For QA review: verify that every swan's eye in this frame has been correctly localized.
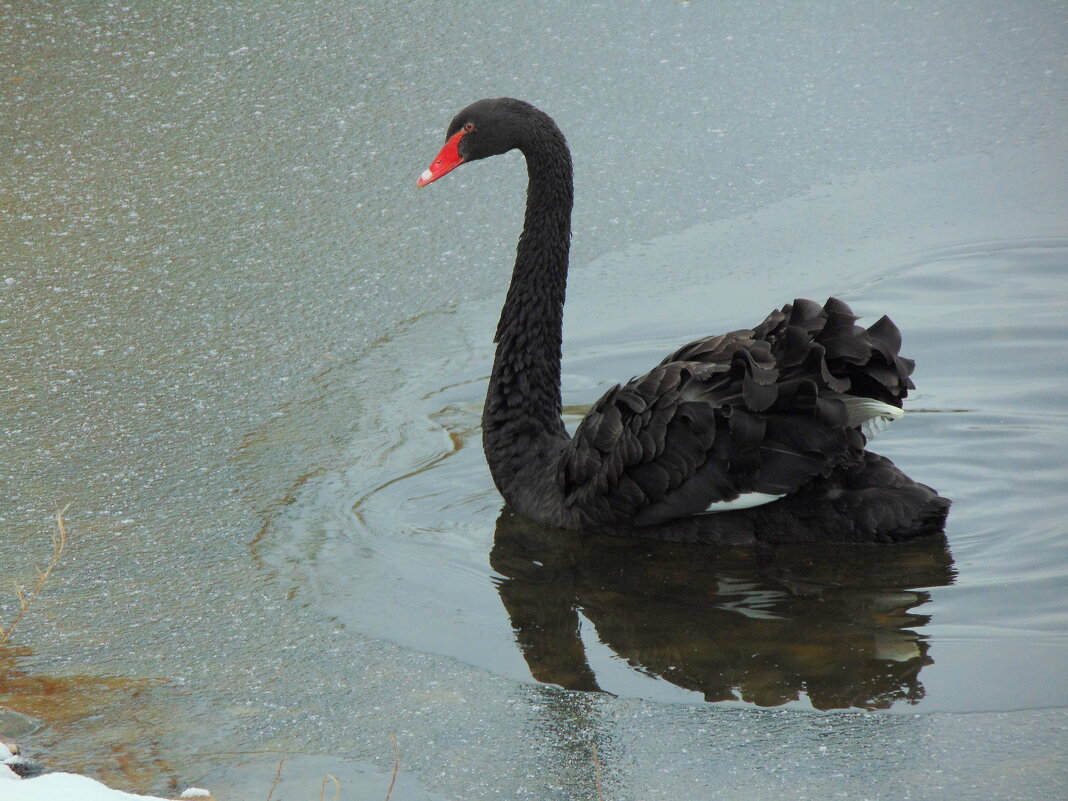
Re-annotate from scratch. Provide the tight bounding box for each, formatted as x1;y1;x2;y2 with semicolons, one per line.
463;122;475;133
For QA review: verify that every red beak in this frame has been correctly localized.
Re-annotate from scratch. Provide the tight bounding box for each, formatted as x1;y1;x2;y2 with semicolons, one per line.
417;129;466;188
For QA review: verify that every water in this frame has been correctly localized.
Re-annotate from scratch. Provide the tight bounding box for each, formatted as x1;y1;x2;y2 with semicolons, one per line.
274;225;1068;714
2;2;1067;799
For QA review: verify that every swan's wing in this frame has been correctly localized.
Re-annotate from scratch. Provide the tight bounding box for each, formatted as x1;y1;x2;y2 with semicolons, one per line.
665;297;914;404
557;297;914;529
558;356;858;528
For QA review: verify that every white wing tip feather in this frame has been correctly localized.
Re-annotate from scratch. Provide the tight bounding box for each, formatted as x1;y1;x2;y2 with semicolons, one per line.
842;396;905;443
701;492;786;513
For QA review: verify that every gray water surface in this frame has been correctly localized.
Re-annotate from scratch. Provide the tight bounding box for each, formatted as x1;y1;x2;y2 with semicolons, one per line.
3;2;1067;799
276;233;1068;715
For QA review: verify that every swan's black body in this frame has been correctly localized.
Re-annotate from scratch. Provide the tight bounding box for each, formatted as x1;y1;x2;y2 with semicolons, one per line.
420;98;948;543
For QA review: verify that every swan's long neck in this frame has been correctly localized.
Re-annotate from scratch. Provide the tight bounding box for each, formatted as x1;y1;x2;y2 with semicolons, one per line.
483;121;574;496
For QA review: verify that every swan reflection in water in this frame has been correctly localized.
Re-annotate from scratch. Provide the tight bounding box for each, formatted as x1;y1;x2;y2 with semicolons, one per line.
490;492;955;710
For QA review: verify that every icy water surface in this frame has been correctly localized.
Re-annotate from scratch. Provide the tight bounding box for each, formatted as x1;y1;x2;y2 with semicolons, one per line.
3;1;1067;799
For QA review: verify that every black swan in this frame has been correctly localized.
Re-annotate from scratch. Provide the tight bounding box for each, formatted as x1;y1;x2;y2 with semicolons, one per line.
418;98;948;544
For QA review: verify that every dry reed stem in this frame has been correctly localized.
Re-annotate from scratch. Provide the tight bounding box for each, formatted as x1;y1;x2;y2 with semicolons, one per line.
384;734;400;801
265;755;286;801
0;504;69;648
260;736;400;801
319;773;341;801
592;742;605;801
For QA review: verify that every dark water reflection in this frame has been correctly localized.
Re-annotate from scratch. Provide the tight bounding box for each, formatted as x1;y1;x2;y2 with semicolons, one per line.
491;510;954;710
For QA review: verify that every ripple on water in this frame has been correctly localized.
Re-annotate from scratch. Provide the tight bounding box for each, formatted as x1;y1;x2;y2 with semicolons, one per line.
266;239;1068;713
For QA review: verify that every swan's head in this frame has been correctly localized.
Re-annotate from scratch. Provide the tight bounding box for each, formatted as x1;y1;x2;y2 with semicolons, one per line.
417;98;544;188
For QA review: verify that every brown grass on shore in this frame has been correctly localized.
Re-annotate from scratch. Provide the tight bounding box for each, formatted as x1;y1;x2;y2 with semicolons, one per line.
0;504;69;648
